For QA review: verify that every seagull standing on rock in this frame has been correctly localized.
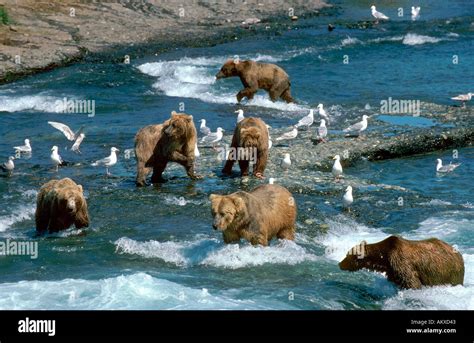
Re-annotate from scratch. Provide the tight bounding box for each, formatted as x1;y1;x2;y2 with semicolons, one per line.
276;127;298;142
317;119;328;142
436;159;461;174
295;109;314;129
343;115;369;137
332;155;343;180
201;127;224;149
281;153;291;170
235;109;245;123
14;139;32;154
451;93;472;108
371;5;389;23
199;119;211;136
92;147;119;176
411;6;421;20
343;186;354;212
0;156;15;175
317;104;330;124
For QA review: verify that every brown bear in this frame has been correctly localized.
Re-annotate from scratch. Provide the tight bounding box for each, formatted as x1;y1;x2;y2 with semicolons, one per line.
339;236;464;289
209;184;297;246
35;178;89;233
215;59;294;103
222;117;269;179
134;111;200;187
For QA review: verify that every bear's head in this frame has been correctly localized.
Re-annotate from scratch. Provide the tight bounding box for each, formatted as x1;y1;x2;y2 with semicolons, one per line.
209;193;246;231
164;111;195;140
339;240;370;271
239;127;262;148
60;185;89;229
215;59;241;79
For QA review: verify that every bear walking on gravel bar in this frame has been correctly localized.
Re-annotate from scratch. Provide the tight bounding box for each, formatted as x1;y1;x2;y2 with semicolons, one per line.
209;184;297;246
134;111;201;187
222;117;269;179
215;59;294;103
35;178;89;234
339;236;464;289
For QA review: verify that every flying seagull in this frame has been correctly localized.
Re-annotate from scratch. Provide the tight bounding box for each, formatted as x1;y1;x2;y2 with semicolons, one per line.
48;121;84;141
235;109;245;123
295;109;314;129
71;133;86;154
13;139;32;154
436;159;461;174
451;93;472;108
199;119;211;136
92;147;119;175
343;115;369;136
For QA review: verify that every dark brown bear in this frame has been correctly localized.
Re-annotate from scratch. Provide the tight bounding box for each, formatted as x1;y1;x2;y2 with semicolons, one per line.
209;184;297;246
339;236;464;289
134;111;200;187
222;117;269;179
35;178;89;233
215;59;294;103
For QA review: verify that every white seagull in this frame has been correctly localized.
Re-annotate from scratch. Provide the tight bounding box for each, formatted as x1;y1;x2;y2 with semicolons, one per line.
343;186;354;211
0;156;15;175
451;93;472;107
318;119;328;142
194;143;200;158
235;109;245;123
50;146;64;172
317;104;330;124
71;133;86;154
344;115;369;136
201;127;224;148
199;119;211;136
411;6;420;20
13;139;32;154
276;127;298;141
371;5;389;22
48;121;84;141
281;153;291;170
332;155;343;179
266;124;273;149
436;159;461;174
92;147;119;175
295;109;314;129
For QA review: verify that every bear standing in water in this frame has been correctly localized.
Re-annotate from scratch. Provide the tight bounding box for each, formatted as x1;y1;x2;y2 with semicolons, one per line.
222;117;269;179
209;184;297;246
215;59;294;103
134;111;200;187
339;236;464;289
35;178;89;234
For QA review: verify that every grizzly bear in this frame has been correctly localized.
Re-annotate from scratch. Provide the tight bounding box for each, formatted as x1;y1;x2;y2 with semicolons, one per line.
222;117;269;179
339;236;464;289
134;111;200;187
35;178;89;233
215;59;294;103
209;184;297;246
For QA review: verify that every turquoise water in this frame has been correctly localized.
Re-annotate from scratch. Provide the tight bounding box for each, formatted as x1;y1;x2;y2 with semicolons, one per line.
0;1;473;309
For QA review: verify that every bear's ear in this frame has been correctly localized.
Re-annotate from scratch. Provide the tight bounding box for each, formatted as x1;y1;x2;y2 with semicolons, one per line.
209;194;220;202
232;196;245;211
171;111;178;117
186;115;193;122
77;185;83;193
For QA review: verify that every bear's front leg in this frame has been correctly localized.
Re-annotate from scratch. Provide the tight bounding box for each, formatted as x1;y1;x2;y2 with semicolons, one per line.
222;158;235;176
238;160;250;177
171;151;202;179
253;150;268;179
223;230;240;244
237;88;257;102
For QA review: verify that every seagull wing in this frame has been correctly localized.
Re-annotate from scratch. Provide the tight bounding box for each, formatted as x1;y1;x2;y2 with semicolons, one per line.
343;121;363;132
200;126;211;135
48;121;76;141
318;126;327;137
201;132;218;143
72;134;85;151
451;94;469;101
296;115;312;128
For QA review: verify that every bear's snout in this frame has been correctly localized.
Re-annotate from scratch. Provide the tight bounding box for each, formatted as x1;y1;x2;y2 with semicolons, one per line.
212;223;218;230
215;71;224;79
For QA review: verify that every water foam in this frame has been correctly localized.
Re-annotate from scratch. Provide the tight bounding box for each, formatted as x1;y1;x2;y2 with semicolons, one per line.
402;33;443;45
0;205;35;232
0;95;67;113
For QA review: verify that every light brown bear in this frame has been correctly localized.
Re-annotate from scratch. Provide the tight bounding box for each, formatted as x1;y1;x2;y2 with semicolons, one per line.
35;178;89;234
222;117;269;179
209;184;297;246
339;236;464;289
215;59;294;103
134;111;200;187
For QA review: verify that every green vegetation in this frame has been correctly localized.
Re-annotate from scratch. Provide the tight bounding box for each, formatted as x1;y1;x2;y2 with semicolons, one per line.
0;6;9;25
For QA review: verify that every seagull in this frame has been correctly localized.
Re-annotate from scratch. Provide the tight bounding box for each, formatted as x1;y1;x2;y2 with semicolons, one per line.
295;109;314;129
268;177;276;184
343;186;353;212
92;147;119;175
50;146;64;172
411;6;420;20
371;5;389;23
317;119;328;142
276;127;298;142
266;124;273;149
199;119;211;136
194;143;200;157
0;156;14;175
13;139;32;154
436;159;461;174
451;93;472;108
281;153;291;170
317;104;330;124
48;121;84;141
71;133;85;154
235;109;245;123
343;115;369;136
332;155;343;179
201;127;224;149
